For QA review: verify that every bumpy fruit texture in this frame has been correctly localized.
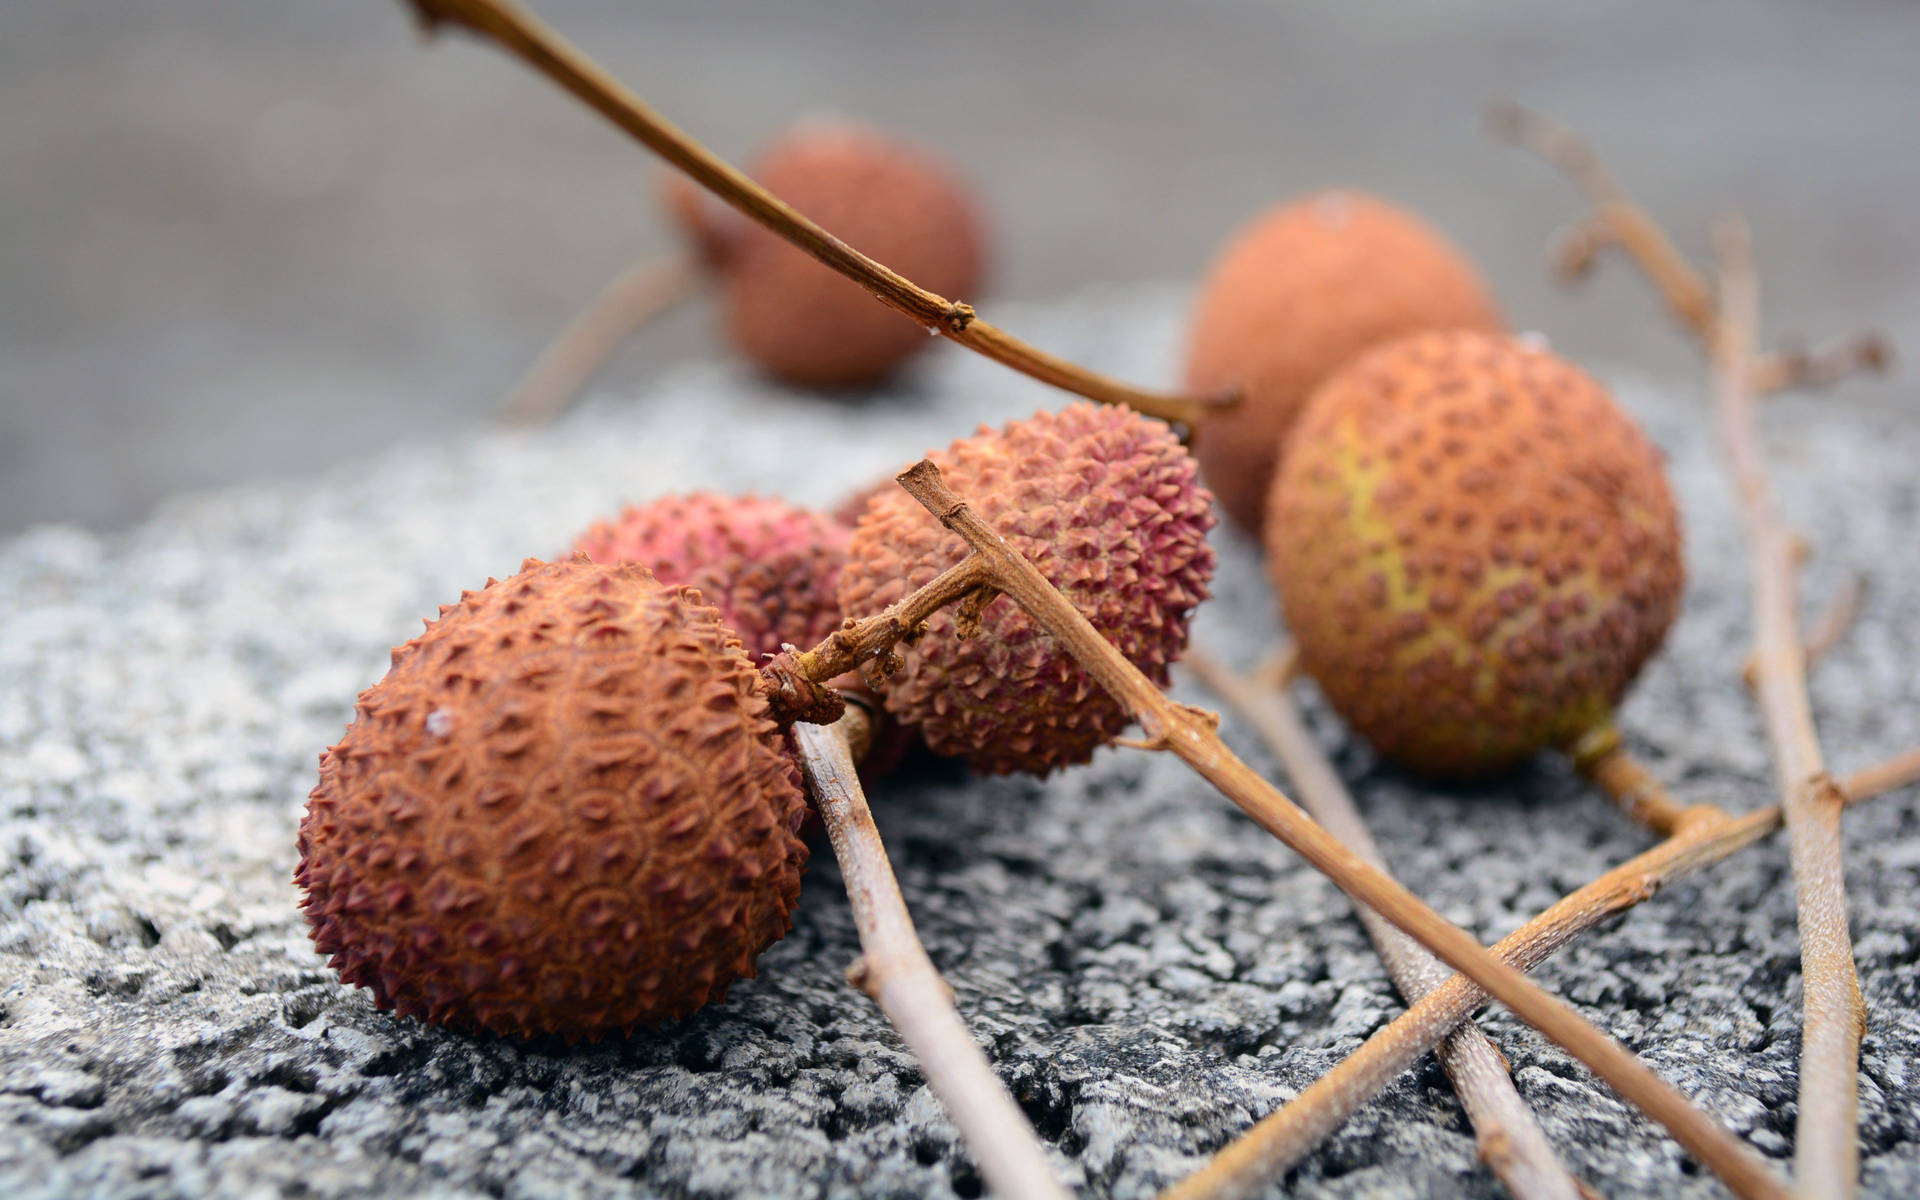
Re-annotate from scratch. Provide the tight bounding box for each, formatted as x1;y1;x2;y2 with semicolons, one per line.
1266;330;1683;779
1184;190;1503;533
296;558;810;1040
676;120;987;388
573;492;850;662
839;403;1217;775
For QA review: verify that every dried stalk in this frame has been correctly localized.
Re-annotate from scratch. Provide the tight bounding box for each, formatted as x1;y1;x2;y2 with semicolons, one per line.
803;462;1788;1200
792;709;1069;1200
1713;216;1865;1196
499;252;703;426
403;0;1225;427
1184;646;1588;1200
1742;573;1866;690
1487;100;1888;395
1164;755;1909;1200
1568;724;1700;839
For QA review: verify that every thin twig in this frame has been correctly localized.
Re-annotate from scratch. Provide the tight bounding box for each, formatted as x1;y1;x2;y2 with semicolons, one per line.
1184;646;1589;1200
498;252;703;426
1713;216;1865;1196
1839;745;1920;802
1162;762;1908;1200
856;461;1789;1200
1742;573;1867;690
792;710;1069;1200
403;0;1226;427
1488;100;1888;396
1567;724;1700;839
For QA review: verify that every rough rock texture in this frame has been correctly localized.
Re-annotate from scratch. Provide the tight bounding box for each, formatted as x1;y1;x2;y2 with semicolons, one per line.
2;290;1917;1199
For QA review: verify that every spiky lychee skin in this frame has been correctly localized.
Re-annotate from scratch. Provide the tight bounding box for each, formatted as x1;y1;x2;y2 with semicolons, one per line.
1266;331;1683;779
702;120;987;388
839;403;1216;775
296;558;810;1041
1184;190;1503;534
572;493;850;662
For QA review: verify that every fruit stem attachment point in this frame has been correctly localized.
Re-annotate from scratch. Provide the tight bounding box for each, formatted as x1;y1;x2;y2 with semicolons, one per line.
1183;645;1587;1200
1566;723;1702;839
401;0;1226;426
792;711;1070;1200
884;460;1787;1200
498;251;704;427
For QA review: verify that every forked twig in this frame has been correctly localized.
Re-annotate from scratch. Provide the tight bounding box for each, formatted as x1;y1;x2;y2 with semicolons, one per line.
403;0;1227;426
1742;573;1867;690
1488;100;1889;395
1185;646;1588;1200
777;462;1789;1200
498;252;703;426
1162;763;1910;1200
1713;216;1865;1195
792;708;1069;1200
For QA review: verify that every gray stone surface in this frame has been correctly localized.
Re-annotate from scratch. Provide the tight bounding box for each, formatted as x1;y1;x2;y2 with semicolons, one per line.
2;291;1917;1199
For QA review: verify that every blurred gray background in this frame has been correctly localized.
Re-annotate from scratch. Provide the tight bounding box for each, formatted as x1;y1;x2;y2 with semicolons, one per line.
2;0;1914;535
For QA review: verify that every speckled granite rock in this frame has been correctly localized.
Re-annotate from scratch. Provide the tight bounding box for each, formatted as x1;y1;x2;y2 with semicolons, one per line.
2;289;1916;1199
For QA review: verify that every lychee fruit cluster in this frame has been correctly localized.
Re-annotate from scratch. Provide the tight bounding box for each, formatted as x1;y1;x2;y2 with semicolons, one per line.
1266;330;1684;779
296;557;810;1040
669;120;988;388
1184;190;1503;533
839;402;1217;775
573;492;850;661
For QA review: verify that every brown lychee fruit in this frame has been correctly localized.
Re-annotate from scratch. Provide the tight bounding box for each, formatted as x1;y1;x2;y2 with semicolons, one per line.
839;403;1217;775
571;491;916;782
296;557;809;1040
668;119;988;388
1265;330;1683;779
1184;190;1504;533
572;492;849;662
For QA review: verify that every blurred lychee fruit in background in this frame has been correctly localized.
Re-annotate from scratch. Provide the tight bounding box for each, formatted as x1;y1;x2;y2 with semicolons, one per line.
1184;190;1503;533
668;119;989;388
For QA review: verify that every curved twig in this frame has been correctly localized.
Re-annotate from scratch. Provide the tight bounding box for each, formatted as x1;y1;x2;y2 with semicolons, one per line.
498;252;703;427
404;0;1227;426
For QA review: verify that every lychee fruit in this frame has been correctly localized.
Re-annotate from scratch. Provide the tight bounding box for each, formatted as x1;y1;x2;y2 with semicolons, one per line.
668;119;988;389
571;491;915;781
1183;190;1503;533
572;492;849;662
296;557;810;1040
838;403;1217;775
1266;330;1683;779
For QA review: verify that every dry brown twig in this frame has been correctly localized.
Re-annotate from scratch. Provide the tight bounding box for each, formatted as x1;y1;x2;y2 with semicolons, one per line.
1494;102;1898;1196
498;252;704;427
1159;749;1916;1200
1710;215;1866;1196
403;0;1227;427
1741;572;1867;690
771;461;1791;1200
1184;645;1590;1200
791;706;1070;1200
1486;100;1890;396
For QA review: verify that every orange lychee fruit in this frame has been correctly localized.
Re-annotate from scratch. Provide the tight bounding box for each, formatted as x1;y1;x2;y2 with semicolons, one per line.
1184;190;1503;533
1266;330;1683;779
